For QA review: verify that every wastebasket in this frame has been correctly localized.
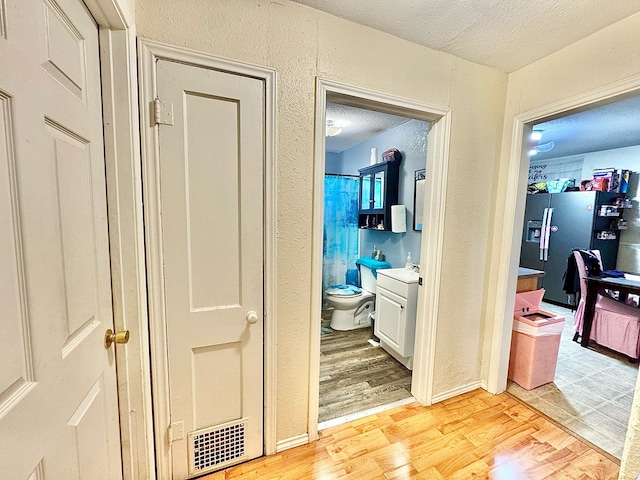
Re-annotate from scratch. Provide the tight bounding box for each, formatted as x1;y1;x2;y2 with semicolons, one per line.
508;289;565;390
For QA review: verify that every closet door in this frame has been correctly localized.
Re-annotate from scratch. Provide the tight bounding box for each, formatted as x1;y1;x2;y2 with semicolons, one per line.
153;58;265;478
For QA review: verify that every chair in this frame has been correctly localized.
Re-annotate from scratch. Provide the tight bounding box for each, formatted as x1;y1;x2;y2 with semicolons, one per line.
573;250;640;360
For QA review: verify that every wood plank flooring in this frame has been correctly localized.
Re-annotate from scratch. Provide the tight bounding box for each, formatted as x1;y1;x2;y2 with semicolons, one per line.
319;327;412;423
205;389;619;479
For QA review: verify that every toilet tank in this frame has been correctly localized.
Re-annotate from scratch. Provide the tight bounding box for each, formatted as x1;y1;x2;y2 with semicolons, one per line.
360;264;377;292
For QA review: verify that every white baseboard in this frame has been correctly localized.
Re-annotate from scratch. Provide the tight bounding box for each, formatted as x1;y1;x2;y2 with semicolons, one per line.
431;381;483;404
275;433;309;453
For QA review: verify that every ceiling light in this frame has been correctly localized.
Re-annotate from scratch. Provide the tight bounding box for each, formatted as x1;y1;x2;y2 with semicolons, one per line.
326;120;343;137
535;141;555;153
530;130;543;142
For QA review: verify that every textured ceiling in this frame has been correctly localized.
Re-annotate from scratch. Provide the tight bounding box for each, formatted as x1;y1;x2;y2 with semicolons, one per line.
532;94;640;160
326;103;411;153
315;2;640;159
292;0;640;73
327;93;640;160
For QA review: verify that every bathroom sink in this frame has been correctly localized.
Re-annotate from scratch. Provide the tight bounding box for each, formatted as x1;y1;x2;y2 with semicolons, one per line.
377;268;419;284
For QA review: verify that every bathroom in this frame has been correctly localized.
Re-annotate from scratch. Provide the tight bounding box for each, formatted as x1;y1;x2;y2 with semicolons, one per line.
320;101;430;425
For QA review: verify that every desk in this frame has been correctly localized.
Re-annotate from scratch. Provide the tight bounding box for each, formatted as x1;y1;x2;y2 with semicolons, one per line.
517;267;545;293
581;276;640;347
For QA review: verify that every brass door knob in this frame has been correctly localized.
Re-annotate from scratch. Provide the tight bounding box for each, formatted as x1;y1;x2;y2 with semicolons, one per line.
104;329;130;349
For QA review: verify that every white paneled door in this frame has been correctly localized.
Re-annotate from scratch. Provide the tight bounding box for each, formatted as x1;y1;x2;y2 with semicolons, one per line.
154;59;264;478
0;0;123;478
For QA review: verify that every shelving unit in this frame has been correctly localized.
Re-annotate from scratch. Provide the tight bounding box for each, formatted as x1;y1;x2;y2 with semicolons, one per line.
357;160;399;231
594;196;632;241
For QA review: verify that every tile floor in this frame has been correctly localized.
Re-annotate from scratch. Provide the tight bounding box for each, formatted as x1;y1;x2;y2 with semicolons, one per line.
507;301;638;459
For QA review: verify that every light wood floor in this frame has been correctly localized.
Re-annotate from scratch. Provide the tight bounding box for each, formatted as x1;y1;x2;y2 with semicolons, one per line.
205;389;619;479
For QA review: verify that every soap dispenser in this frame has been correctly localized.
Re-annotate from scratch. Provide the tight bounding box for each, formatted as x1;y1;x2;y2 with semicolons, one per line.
405;252;412;270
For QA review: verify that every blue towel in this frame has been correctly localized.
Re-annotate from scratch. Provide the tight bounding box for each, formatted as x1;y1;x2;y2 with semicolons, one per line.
602;269;625;278
356;257;392;278
345;268;359;286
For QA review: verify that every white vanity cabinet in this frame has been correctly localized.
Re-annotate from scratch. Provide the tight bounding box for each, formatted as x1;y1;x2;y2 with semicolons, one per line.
374;268;419;369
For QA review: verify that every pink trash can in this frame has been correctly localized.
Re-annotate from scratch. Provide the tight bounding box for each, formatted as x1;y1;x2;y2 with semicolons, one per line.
508;289;565;390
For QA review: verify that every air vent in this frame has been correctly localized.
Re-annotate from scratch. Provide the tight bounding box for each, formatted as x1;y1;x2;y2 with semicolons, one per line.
188;418;247;476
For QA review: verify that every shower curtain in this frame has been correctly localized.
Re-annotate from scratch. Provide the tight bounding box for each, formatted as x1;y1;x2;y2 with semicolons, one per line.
323;175;360;293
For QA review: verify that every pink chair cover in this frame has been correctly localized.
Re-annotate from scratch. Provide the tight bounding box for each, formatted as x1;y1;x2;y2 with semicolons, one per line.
573;250;640;359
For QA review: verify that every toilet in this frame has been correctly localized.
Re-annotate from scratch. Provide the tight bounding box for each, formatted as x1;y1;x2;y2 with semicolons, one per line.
326;261;386;331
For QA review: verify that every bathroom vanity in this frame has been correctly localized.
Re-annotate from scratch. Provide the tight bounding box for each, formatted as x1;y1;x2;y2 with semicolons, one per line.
374;268;419;369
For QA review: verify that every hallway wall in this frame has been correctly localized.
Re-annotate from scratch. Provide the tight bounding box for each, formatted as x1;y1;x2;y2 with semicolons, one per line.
135;0;507;443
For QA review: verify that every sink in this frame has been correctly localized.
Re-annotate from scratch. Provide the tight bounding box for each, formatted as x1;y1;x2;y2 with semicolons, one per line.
377;267;419;284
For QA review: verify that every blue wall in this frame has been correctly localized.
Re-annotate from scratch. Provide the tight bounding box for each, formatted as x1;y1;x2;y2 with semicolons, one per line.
325;152;343;175
339;119;429;268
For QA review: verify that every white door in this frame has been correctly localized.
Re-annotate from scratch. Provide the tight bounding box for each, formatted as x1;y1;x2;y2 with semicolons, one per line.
0;0;123;478
155;59;264;479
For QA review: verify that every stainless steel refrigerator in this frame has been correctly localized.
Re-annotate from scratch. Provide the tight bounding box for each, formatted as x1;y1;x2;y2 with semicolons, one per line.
520;191;621;306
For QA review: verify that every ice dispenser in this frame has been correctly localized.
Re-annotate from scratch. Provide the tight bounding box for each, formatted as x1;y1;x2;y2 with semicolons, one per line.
526;220;542;243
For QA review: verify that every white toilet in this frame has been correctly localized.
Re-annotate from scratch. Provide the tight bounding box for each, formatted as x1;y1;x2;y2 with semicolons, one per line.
326;263;379;331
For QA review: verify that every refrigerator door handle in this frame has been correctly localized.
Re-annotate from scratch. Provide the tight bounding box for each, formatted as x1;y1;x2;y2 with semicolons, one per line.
540;207;549;261
543;207;554;261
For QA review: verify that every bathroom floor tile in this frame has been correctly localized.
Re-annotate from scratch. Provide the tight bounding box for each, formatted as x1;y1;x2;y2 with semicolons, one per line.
319;327;412;423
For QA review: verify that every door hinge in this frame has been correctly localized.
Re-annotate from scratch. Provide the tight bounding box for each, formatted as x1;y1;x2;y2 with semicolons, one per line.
168;421;184;443
153;98;174;126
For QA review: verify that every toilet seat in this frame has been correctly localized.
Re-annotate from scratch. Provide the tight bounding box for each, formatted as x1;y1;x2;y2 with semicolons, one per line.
326;289;373;306
326;284;362;298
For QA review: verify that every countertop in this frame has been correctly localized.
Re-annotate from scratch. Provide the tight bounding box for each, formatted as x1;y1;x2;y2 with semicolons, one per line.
377;267;420;284
518;267;545;278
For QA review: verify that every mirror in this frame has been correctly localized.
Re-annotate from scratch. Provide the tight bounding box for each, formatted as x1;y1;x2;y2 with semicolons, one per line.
414;169;426;231
373;171;385;209
360;175;371;209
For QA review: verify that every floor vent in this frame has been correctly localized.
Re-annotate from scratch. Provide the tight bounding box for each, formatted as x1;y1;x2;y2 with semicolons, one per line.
188;418;247;476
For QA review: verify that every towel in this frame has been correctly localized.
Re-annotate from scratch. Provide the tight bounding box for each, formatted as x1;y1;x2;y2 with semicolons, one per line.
356;257;392;278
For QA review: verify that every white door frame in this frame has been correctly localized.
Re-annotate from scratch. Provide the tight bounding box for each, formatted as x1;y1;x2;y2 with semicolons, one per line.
308;78;452;440
81;1;157;479
486;74;640;394
137;38;278;479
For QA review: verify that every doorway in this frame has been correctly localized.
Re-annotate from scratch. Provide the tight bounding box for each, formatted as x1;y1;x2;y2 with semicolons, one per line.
502;92;640;459
318;102;429;426
308;78;453;440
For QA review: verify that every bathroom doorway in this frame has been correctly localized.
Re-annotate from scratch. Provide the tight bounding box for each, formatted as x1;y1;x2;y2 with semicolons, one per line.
309;79;453;438
318;102;426;426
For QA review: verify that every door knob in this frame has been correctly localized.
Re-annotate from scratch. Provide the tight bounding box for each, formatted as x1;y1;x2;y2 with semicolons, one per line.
246;311;259;324
104;329;130;349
